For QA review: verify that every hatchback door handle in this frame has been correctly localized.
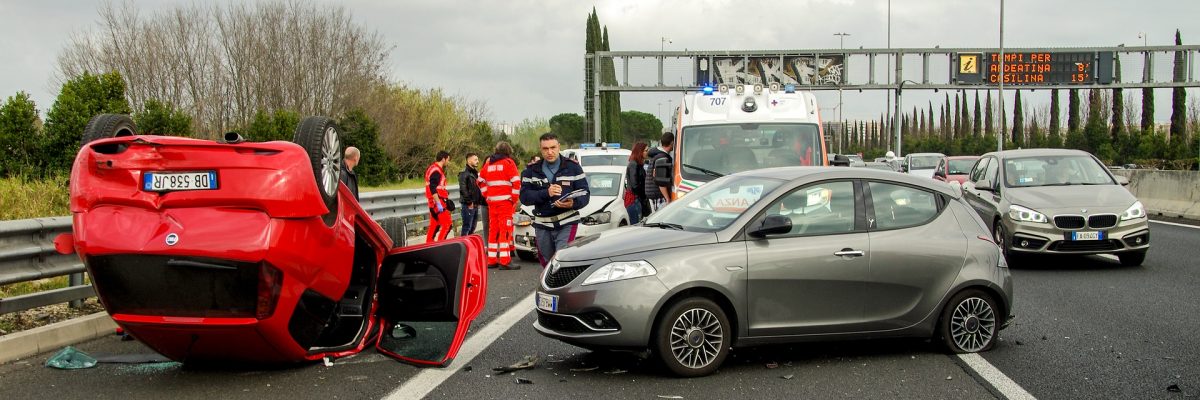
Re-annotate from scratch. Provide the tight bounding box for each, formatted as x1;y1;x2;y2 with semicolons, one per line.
834;249;865;258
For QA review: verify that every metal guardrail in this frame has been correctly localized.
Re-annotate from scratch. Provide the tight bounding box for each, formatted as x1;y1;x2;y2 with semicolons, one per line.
0;186;461;316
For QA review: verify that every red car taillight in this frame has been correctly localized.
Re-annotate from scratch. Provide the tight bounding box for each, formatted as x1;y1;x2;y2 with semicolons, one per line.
257;263;282;319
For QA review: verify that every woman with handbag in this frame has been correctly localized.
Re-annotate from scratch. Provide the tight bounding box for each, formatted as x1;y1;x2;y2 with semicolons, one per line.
624;141;649;225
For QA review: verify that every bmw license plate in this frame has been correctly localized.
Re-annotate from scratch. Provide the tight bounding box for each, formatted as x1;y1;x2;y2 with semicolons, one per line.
143;171;218;192
1070;231;1104;241
536;292;558;313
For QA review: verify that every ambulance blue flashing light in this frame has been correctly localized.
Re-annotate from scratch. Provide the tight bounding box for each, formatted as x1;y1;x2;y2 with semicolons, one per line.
784;84;796;93
702;86;715;95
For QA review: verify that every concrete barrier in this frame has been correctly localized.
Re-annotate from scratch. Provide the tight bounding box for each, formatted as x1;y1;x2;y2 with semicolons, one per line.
1112;169;1200;221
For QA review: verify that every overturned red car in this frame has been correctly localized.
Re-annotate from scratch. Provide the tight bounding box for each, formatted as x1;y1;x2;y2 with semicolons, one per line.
58;114;486;366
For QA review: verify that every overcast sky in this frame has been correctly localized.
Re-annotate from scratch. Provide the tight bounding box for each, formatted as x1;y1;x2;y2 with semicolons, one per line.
1;0;1196;131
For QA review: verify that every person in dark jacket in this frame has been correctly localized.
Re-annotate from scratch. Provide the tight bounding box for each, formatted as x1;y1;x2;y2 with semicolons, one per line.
644;132;675;213
341;147;360;200
519;133;590;267
458;152;483;236
625;141;648;224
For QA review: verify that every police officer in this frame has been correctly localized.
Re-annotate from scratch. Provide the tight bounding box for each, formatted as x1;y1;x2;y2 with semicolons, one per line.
477;142;521;269
424;150;454;242
520;133;589;267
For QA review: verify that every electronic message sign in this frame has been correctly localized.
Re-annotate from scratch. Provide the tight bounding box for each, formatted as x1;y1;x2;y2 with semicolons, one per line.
956;52;1114;85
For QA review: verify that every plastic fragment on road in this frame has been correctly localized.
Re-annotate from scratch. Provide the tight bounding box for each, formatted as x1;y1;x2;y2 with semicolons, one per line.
781;374;795;380
45;346;97;370
570;366;599;372
604;369;628;374
1168;384;1181;392
323;357;334;367
657;396;684;399
493;355;539;375
515;378;534;384
765;362;779;369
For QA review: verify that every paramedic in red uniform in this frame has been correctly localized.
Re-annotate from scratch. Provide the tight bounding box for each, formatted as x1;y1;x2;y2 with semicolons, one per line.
424;150;454;242
477;142;521;270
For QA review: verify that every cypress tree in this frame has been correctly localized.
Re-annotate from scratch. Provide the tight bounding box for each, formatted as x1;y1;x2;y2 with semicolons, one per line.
1012;90;1024;148
1068;89;1081;133
1169;29;1188;158
952;93;961;139
1111;56;1125;141
960;92;971;138
985;91;995;136
1140;88;1154;134
1050;89;1061;140
944;94;952;139
973;91;982;137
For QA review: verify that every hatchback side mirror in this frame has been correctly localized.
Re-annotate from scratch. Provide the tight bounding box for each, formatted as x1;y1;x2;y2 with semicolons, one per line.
831;154;851;167
749;215;792;238
934;169;947;179
1114;175;1129;186
975;179;995;192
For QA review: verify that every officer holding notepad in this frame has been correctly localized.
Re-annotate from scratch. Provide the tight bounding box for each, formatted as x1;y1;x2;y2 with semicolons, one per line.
519;132;590;267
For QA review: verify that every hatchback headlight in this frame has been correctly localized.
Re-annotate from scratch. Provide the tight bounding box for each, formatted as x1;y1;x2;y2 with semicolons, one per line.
581;260;656;286
1008;205;1048;224
581;211;611;225
1120;201;1146;221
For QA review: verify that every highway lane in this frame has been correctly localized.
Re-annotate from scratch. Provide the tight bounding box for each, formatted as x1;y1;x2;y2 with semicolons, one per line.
1;219;1196;399
0;259;547;400
980;220;1200;399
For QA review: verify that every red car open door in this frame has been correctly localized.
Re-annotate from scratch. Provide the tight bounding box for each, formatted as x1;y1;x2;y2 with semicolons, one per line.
375;235;487;367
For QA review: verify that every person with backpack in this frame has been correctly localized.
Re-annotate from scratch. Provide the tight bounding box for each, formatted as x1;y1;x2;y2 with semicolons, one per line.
643;132;675;213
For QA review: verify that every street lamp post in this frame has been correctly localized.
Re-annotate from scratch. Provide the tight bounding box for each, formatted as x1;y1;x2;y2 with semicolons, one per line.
896;80;918;158
835;32;851;154
997;0;1005;152
661;37;672;52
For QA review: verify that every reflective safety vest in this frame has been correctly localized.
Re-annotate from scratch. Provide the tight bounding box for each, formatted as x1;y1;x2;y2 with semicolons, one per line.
477;155;520;206
424;162;449;209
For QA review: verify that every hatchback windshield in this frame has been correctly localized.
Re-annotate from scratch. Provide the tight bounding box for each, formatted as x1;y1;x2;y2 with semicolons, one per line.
644;176;783;232
585;173;622;197
1004;155;1115;187
679;123;821;181
948;159;977;175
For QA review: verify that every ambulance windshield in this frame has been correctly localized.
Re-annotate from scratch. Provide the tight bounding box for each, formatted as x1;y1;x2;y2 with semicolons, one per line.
679;123;822;181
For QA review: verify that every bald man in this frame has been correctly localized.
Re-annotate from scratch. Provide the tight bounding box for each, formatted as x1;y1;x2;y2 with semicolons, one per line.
342;146;360;200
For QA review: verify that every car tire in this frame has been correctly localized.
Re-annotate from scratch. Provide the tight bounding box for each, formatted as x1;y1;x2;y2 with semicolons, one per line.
379;217;407;249
938;289;1000;353
82;114;137;145
293;116;342;227
992;220;1020;264
653;297;731;378
1118;250;1146;267
516;250;538;262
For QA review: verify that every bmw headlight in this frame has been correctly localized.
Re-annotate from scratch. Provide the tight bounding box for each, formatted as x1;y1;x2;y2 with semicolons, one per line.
581;260;657;286
1120;201;1146;221
581;211;611;225
1008;205;1048;224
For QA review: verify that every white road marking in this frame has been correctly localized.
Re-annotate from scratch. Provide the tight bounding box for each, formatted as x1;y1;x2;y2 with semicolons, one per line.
383;292;536;400
1150;220;1200;230
957;353;1037;400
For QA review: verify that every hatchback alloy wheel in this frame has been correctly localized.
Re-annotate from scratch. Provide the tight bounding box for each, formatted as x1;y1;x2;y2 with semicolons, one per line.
939;290;999;353
655;297;730;377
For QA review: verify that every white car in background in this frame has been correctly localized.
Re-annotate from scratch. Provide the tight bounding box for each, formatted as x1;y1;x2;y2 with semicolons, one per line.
513;164;632;262
904;152;947;179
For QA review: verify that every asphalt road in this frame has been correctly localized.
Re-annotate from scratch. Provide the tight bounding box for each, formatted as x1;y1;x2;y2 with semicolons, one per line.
1;219;1196;399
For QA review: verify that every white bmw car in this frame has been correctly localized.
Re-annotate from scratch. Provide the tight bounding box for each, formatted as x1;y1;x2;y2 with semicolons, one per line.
513;165;632;262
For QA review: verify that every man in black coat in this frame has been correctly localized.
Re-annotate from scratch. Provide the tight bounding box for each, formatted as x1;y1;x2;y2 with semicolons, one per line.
341;147;360;200
458;152;483;236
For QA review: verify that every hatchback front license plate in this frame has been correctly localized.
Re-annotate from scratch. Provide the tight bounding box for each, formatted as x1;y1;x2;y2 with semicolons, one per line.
1070;231;1104;241
143;171;218;192
536;292;558;313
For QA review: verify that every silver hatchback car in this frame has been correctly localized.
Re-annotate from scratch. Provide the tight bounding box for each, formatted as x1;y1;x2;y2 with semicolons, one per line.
534;167;1014;377
961;149;1150;266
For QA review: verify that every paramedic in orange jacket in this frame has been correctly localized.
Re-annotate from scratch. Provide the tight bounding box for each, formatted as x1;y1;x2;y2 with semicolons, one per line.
424;150;454;242
477;142;521;269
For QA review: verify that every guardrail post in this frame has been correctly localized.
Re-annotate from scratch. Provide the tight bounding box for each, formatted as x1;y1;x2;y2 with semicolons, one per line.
68;273;83;308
